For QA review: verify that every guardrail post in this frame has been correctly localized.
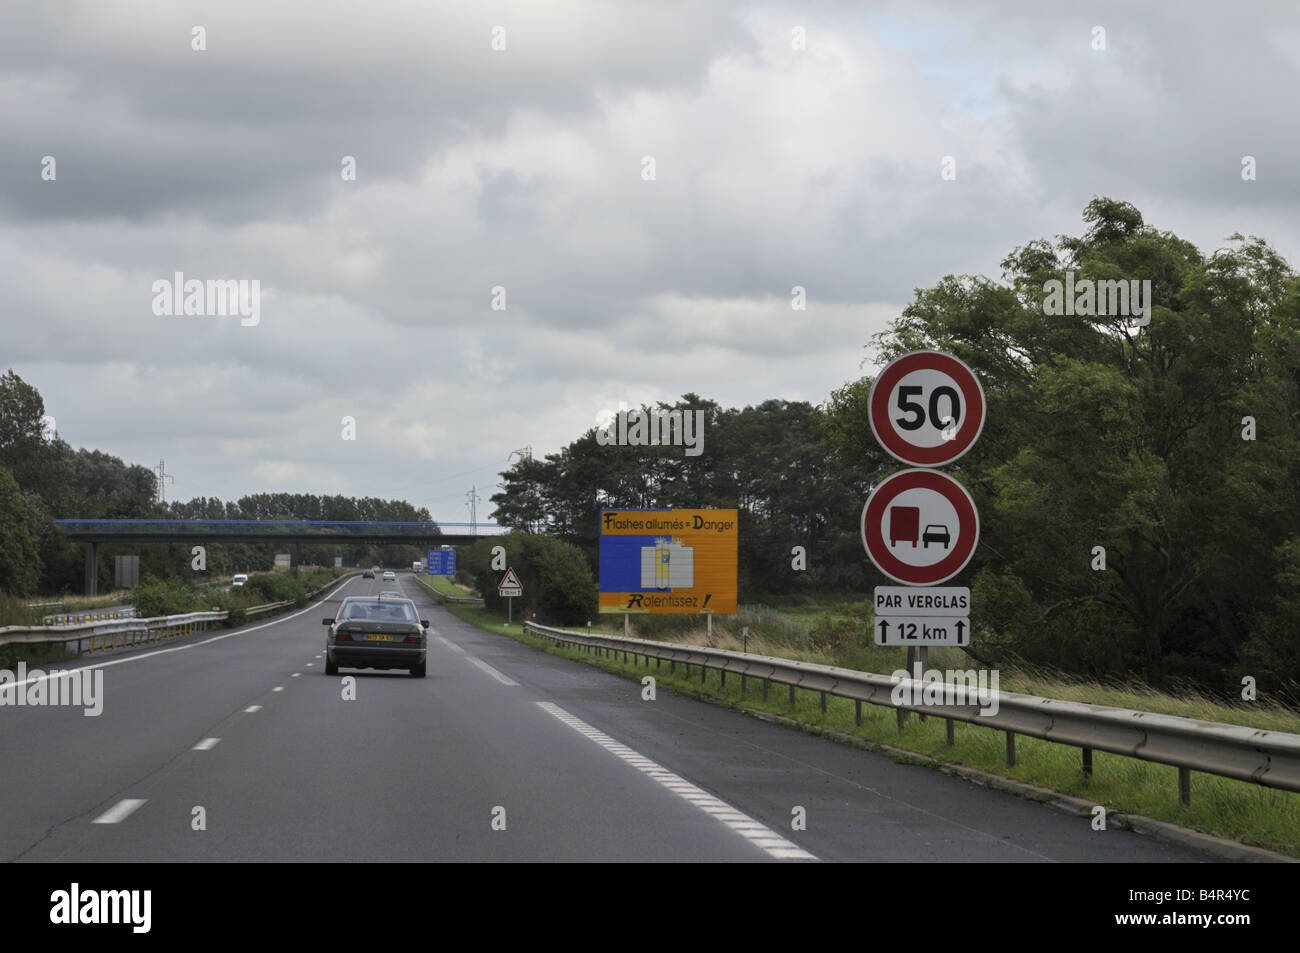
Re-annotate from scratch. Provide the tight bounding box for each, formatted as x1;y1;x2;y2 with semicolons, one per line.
762;678;769;701
855;699;862;726
1178;767;1191;805
1006;731;1017;767
720;669;725;687
946;718;954;745
820;691;827;715
788;684;795;707
1082;747;1092;776
740;673;746;694
896;707;905;732
701;664;706;685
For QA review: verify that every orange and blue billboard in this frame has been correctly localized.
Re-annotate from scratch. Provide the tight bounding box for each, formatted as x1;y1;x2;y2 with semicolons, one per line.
598;509;738;614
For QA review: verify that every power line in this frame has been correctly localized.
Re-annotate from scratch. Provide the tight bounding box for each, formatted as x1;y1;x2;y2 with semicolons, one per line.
153;460;175;505
466;485;482;533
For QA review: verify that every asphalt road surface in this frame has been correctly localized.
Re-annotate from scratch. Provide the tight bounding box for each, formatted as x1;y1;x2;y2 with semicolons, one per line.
0;574;1217;862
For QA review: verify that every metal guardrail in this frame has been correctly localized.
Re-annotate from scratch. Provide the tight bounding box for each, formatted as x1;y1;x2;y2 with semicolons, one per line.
43;606;137;626
1;572;362;656
0;611;227;655
523;622;1300;804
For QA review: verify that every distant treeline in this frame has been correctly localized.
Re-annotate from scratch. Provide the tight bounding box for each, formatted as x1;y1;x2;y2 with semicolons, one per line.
0;372;432;593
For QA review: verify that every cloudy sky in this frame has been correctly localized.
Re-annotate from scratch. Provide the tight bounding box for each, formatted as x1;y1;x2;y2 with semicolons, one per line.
3;0;1297;522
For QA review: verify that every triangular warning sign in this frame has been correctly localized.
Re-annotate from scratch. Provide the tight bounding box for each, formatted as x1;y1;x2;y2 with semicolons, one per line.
498;567;522;593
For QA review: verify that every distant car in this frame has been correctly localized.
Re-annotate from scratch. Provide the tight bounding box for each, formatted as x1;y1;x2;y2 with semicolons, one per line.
362;569;375;579
232;573;248;587
322;596;428;677
922;524;951;549
382;570;396;581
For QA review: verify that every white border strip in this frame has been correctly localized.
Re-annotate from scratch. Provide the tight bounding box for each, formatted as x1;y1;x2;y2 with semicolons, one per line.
93;798;146;824
537;702;816;861
469;656;519;686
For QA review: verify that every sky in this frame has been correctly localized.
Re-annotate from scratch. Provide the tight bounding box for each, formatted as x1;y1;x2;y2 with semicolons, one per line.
3;0;1299;523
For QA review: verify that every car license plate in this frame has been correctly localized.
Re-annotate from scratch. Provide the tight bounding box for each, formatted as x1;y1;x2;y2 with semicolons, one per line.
362;633;396;642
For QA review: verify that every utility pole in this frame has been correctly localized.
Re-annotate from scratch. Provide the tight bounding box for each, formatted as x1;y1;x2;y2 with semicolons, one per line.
466;485;482;535
153;460;175;506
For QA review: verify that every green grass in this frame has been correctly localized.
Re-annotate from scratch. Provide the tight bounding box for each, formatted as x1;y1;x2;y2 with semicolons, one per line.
421;574;474;599
442;602;1300;858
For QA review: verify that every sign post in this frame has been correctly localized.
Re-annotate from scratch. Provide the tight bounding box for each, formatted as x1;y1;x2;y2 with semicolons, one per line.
863;351;984;674
498;567;522;625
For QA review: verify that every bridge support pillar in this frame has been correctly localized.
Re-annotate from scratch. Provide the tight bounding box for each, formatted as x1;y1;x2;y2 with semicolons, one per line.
84;541;99;596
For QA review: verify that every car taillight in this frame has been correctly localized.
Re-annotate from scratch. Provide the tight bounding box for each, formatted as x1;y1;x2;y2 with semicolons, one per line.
406;634;421;643
337;632;350;641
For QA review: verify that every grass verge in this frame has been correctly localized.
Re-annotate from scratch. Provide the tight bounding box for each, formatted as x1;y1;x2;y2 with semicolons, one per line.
441;602;1300;859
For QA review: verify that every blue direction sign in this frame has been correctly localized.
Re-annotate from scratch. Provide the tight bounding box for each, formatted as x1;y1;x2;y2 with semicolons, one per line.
426;548;456;575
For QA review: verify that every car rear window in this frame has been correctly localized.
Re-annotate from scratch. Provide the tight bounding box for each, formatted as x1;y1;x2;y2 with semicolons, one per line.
341;601;416;623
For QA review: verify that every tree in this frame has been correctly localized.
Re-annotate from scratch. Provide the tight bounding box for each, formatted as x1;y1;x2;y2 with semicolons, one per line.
0;466;40;594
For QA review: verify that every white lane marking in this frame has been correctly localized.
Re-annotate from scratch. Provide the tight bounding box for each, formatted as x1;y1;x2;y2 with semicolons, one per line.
272;686;284;692
436;636;463;653
291;673;301;678
93;798;147;824
0;574;362;696
467;656;519;686
536;702;816;861
306;663;314;667
244;705;262;713
192;737;220;751
315;654;322;658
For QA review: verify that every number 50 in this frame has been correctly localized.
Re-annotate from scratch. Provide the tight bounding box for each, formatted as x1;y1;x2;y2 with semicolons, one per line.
896;385;961;431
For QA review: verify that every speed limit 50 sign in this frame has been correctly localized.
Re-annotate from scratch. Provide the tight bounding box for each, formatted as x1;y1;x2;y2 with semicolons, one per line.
869;351;985;467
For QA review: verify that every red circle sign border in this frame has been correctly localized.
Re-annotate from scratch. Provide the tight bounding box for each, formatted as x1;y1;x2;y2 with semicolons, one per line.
868;350;986;467
861;469;980;585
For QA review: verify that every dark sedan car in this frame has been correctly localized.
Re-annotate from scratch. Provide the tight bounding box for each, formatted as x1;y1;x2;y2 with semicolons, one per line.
323;596;428;677
362;569;375;579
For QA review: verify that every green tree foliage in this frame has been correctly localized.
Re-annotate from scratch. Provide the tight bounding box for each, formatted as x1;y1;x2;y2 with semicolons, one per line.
836;198;1300;695
489;395;869;595
0;467;40;594
460;534;596;625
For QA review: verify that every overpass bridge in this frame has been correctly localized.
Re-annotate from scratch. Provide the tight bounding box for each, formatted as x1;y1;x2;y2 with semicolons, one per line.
54;520;510;594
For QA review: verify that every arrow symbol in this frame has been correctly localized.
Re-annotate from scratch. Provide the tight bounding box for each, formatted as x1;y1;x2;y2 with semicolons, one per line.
878;619;889;643
955;620;966;643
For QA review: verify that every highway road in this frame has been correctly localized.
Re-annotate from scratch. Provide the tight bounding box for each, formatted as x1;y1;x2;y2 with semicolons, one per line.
0;574;1217;862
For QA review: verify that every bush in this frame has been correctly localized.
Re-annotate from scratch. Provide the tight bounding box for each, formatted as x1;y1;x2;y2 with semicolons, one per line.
131;576;204;617
463;534;597;626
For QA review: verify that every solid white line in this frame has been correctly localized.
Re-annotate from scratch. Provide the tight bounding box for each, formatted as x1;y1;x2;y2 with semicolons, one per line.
192;737;220;750
93;799;147;824
244;705;261;713
0;574;362;696
272;686;284;692
535;702;816;861
467;656;519;686
435;636;463;653
291;673;301;678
